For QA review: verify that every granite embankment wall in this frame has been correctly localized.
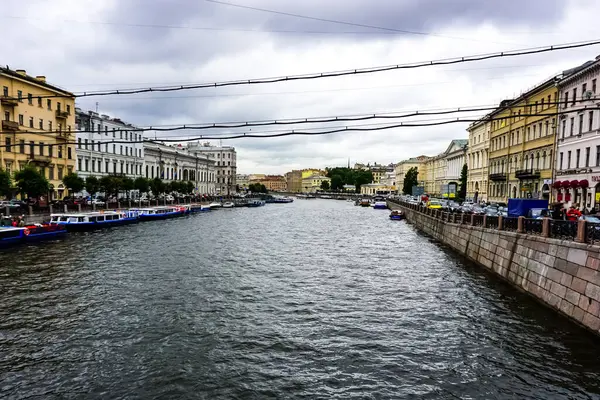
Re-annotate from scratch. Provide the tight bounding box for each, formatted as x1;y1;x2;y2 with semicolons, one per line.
388;200;600;336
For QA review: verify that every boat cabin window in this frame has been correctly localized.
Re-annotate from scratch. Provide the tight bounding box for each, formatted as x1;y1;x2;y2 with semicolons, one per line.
59;216;69;222
89;216;97;222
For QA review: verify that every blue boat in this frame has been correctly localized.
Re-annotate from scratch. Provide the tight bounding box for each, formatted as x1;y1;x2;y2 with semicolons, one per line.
137;206;186;221
190;204;211;213
247;200;266;207
0;224;68;247
50;210;140;232
389;210;405;220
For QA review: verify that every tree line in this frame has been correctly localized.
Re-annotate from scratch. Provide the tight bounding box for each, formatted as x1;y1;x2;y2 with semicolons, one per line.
324;167;373;192
0;166;196;200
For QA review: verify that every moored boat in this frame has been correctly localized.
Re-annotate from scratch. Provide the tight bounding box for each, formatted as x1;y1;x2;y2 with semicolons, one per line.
208;202;222;209
50;210;140;231
137;206;186;221
359;199;371;207
247;199;266;207
222;202;235;208
389;210;405;220
0;224;68;247
372;196;388;209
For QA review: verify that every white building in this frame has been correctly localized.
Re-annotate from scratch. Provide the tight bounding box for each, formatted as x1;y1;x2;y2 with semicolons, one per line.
75;109;144;179
466;120;490;202
555;56;600;211
143;142;216;194
186;142;237;195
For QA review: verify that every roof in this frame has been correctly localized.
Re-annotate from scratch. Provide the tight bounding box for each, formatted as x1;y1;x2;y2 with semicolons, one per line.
0;67;74;97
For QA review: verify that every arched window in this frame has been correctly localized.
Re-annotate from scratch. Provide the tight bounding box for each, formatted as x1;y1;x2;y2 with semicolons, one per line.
530;154;534;170
536;152;540;169
542;151;547;169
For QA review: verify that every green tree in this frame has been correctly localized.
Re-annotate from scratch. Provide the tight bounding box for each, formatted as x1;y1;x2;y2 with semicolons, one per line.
0;168;11;198
402;167;419;195
14;165;50;199
149;178;165;198
133;177;150;195
184;181;194;194
330;175;343;191
353;170;373;192
100;176;119;199
320;180;330;191
85;176;100;196
121;177;134;199
249;183;267;193
458;163;468;201
62;172;85;194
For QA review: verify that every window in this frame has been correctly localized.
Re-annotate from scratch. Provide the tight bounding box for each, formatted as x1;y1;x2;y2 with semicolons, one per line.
58;146;62;159
105;126;108;135
527;127;531;141
586;147;591;167
78;138;82;149
98;142;101;152
594;79;597;94
98;160;102;172
548;95;551;106
91;140;95;150
91;159;95;172
541;98;544;109
48;145;53;158
535;101;538;113
596;146;600;166
47;99;52;110
112;128;115;137
576;149;581;168
18;114;23;125
4;111;8;121
590;111;594;131
39;119;43;130
2;86;7;97
48;121;52;132
17;90;23;101
68;147;72;159
105;160;109;173
39;143;44;156
58;123;62;133
113;144;116;153
5;137;11;152
533;125;537;137
567;151;572;168
84;139;88;149
545;121;549;136
570;117;574;136
58;167;63;180
573;88;577;105
120;145;123;155
19;140;25;154
57;102;61;112
37;97;42;107
85;159;89;172
67;105;71;114
29;117;33;128
97;124;101;134
27;93;32;105
579;114;584;135
120;131;123;140
49;166;54;180
29;141;34;157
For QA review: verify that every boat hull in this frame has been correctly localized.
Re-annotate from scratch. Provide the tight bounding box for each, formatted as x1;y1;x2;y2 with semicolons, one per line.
373;205;388;209
60;217;138;232
139;211;184;221
390;215;405;220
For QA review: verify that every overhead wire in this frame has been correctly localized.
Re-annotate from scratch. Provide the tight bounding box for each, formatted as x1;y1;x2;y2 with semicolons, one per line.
24;39;600;99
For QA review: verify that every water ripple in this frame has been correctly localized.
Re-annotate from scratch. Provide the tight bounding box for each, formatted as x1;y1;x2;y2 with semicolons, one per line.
1;200;600;399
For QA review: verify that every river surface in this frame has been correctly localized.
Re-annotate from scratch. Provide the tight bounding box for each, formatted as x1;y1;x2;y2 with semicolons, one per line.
2;199;600;399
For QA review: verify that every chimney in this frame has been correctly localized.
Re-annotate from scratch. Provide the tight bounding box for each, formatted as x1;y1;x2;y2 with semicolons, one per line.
15;69;26;76
35;75;46;83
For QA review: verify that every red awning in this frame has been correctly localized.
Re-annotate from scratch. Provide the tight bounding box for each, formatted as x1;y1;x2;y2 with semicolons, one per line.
580;179;589;188
571;180;580;188
553;180;562;188
562;180;572;188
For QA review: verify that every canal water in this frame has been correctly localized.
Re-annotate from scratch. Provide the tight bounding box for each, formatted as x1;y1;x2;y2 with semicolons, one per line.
2;199;600;399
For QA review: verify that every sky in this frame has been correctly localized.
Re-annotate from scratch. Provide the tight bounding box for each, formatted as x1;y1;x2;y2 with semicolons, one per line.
2;0;600;174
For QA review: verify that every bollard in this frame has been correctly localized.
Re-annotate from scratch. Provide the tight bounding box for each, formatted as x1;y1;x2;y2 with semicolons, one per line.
482;215;487;228
470;214;475;226
63;204;68;213
28;205;33;216
78;204;82;212
498;215;504;230
576;219;587;243
460;214;465;225
542;217;550;238
517;216;525;233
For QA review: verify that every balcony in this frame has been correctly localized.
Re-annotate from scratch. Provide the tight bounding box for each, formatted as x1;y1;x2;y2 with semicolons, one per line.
489;173;506;181
0;96;18;107
55;110;69;119
29;154;52;164
515;169;541;180
1;120;19;131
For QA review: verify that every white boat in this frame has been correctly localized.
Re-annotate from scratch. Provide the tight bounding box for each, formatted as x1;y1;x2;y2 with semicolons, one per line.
208;202;222;209
222;202;234;208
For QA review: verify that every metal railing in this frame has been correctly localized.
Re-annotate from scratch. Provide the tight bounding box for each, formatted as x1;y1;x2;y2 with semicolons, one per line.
503;217;518;232
473;215;484;226
523;218;543;235
586;223;600;245
549;220;578;241
485;216;499;229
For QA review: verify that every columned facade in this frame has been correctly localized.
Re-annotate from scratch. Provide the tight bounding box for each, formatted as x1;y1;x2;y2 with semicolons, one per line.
466;120;490;202
143;142;216;195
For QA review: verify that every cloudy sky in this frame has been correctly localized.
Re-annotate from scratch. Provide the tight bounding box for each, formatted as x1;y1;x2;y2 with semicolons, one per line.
2;0;600;173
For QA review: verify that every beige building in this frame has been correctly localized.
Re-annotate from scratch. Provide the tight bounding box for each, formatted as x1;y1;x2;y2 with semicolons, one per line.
394;156;430;190
301;174;330;193
0;67;76;199
285;170;302;192
259;175;286;192
236;174;249;190
466;119;490;202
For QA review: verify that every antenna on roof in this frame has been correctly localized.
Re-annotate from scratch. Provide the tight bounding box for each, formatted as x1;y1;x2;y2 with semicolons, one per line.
95;102;99;113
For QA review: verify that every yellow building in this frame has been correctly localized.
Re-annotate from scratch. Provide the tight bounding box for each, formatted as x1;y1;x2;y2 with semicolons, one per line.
0;67;76;199
394;156;429;188
488;75;559;203
259;175;286;192
301;169;325;179
301;174;330;193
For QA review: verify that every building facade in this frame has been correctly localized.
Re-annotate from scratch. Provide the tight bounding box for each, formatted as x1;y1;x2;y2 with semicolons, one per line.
186;142;237;195
554;57;600;210
301;174;330;193
75;109;144;180
0;67;76;199
394;156;430;190
259;175;286;192
236;174;249;191
488;76;560;203
466;120;490;202
285;170;302;193
144;142;216;194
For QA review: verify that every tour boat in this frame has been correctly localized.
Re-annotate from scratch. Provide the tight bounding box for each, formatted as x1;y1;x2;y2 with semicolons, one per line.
372;196;388;209
389;210;405;220
359;199;371;207
222;202;235;208
190;204;211;213
137;206;186;221
0;224;68;247
208;202;222;209
271;196;294;204
247;199;266;207
50;210;140;231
